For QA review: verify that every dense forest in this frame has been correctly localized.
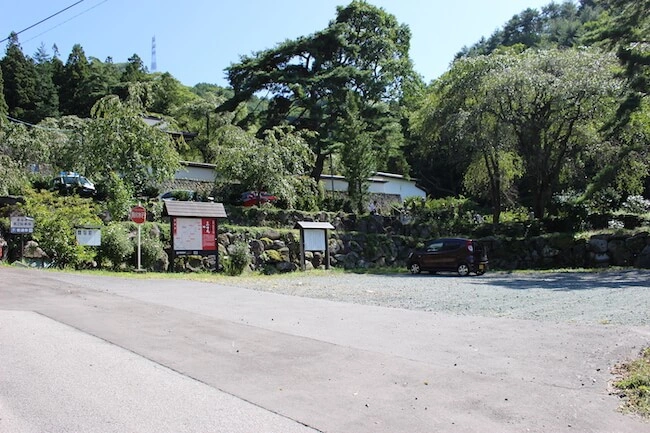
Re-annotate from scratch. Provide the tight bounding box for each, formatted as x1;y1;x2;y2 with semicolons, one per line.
1;0;648;222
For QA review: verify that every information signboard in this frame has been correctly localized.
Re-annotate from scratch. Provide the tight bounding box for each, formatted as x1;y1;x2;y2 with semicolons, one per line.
172;217;217;251
75;228;102;246
10;216;34;234
304;228;326;251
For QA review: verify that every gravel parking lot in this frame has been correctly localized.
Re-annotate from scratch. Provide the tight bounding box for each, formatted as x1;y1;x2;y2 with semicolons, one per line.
230;269;650;326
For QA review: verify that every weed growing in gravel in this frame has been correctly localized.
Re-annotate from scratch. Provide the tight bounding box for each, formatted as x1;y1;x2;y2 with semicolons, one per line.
614;347;650;418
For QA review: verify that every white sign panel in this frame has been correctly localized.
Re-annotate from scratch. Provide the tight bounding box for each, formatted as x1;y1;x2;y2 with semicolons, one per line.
173;217;202;250
10;216;34;234
76;228;102;246
304;228;326;251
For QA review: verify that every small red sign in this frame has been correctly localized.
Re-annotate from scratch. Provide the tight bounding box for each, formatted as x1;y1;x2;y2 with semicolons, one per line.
130;206;147;224
201;218;216;250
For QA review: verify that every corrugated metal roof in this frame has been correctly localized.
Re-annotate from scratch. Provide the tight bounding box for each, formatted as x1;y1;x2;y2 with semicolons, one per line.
163;201;227;218
294;221;334;230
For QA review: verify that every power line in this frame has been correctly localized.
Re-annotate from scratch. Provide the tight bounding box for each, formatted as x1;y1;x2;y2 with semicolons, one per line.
23;1;109;46
6;115;75;133
1;1;85;44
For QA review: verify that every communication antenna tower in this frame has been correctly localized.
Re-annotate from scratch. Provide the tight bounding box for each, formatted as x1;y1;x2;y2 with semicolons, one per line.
151;36;157;72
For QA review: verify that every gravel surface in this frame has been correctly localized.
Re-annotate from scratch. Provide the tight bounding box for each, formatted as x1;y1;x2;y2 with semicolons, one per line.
229;269;650;326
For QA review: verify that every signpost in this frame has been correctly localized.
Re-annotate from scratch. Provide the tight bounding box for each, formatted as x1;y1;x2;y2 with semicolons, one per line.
130;205;146;271
129;206;146;224
10;216;34;262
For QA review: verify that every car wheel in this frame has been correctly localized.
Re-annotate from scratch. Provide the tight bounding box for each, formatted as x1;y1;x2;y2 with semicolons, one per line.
457;263;470;276
409;262;421;274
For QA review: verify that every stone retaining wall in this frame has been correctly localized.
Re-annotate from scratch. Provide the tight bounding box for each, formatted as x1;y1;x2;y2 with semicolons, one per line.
216;226;650;273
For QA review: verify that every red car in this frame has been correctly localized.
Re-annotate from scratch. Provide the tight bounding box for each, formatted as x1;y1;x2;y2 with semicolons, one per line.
240;191;278;207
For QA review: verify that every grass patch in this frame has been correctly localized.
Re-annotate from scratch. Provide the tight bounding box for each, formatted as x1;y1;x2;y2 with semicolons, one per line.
614;347;650;418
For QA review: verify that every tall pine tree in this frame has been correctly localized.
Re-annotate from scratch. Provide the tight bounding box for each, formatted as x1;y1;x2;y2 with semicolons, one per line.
59;44;92;116
0;63;8;121
32;44;60;120
0;33;38;123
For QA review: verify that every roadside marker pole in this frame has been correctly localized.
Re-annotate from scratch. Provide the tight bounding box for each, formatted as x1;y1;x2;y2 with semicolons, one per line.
137;202;142;271
130;203;146;272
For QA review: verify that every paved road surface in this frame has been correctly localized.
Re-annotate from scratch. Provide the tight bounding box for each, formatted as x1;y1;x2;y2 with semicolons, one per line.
1;267;649;432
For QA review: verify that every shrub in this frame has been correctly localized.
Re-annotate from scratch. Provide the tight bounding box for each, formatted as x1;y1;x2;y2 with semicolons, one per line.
402;196;478;236
20;189;101;268
587;187;623;214
103;172;134;222
321;193;352;213
287;176;323;211
551;190;588;219
223;241;250;276
29;173;51;192
98;223;134;270
622;195;650;214
139;235;168;271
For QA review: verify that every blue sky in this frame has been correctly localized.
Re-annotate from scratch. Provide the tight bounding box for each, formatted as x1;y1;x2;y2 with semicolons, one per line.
1;0;563;87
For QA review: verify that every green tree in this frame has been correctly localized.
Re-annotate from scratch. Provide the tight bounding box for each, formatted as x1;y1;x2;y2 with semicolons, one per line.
0;64;8;119
411;55;522;223
36;116;86;173
0;154;27;195
59;44;94;116
98;222;134;270
582;0;649;117
0;122;50;171
103;171;134;221
79;57;121;108
413;48;622;219
410;57;489;198
579;0;650;198
211;125;314;209
172;98;231;161
148;72;197;115
121;54;147;83
456;1;592;58
1;33;38;123
32;44;59;120
82;95;180;194
339;94;376;213
220;0;415;181
485;49;623;218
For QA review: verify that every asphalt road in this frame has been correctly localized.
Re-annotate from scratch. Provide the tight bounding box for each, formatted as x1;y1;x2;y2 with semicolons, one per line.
1;267;649;433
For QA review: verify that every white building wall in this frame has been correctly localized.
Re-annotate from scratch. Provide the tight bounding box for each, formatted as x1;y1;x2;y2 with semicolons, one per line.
174;163;217;183
321;177;349;192
378;178;425;198
320;173;426;201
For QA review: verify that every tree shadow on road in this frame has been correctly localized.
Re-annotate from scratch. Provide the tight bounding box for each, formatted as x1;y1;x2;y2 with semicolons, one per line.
483;269;650;291
371;269;650;291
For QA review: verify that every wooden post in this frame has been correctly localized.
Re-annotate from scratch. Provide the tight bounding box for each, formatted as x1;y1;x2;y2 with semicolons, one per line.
300;231;306;271
324;230;331;270
169;217;175;272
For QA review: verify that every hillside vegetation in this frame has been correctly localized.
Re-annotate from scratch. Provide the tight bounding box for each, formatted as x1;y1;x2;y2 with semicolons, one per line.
1;0;648;271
